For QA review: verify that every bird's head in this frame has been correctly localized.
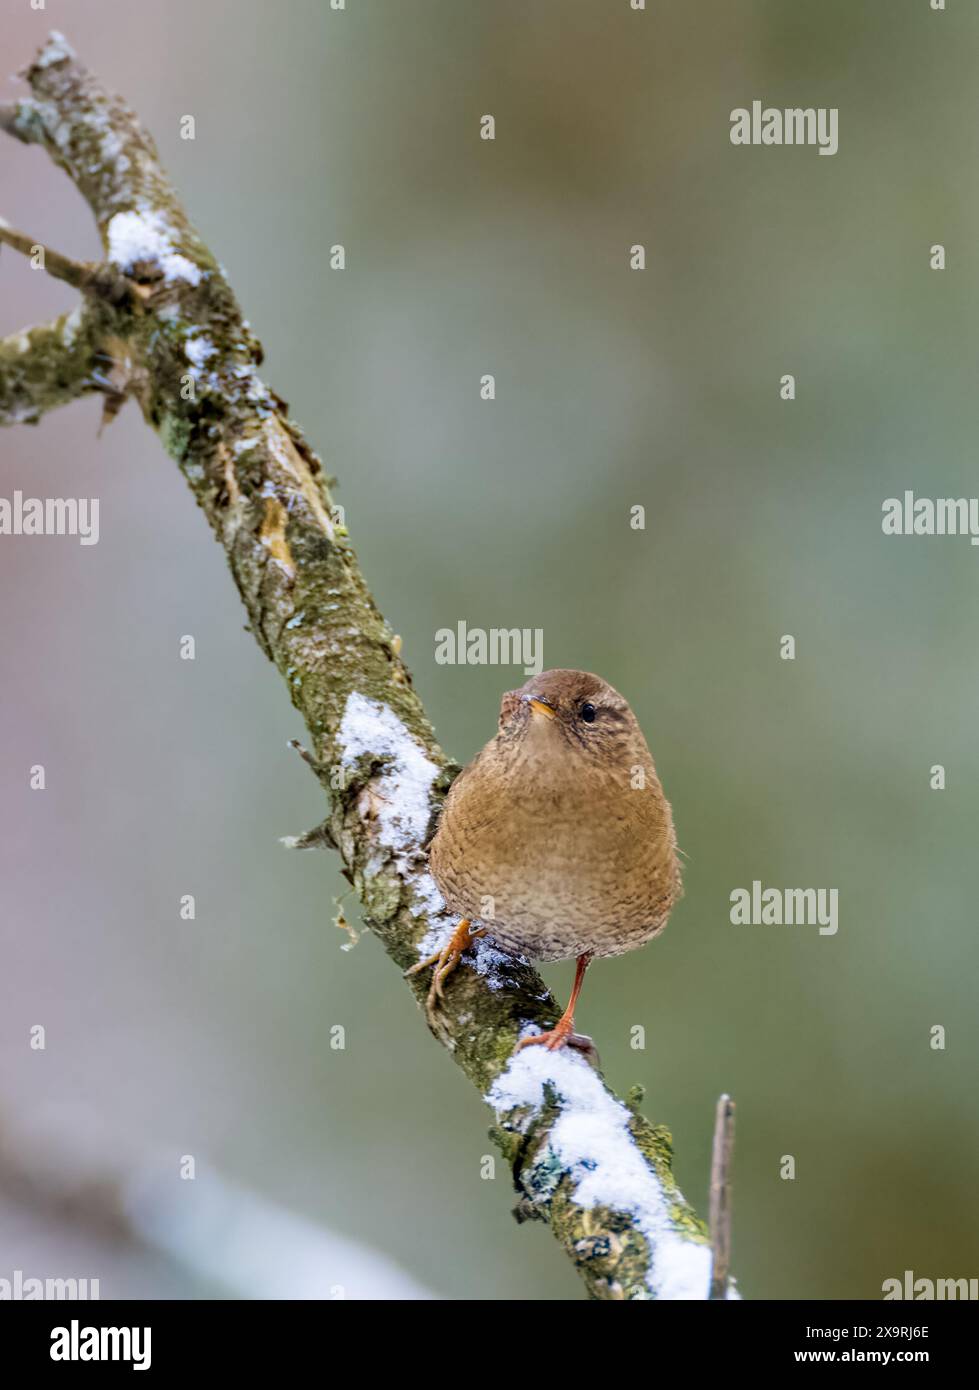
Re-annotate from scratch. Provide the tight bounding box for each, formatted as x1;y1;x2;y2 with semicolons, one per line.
498;668;643;763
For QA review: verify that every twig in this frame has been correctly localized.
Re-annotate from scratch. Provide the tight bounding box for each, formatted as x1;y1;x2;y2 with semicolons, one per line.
709;1093;736;1299
0;30;734;1300
0;216;96;290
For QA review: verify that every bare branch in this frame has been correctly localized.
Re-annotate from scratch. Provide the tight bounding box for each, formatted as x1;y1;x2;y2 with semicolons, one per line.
0;215;95;290
709;1093;736;1299
0;31;732;1299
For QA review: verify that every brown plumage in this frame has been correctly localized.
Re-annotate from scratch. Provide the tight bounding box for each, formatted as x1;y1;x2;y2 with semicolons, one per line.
410;669;682;1051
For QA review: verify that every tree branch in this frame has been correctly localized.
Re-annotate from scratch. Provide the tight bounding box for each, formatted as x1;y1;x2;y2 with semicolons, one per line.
0;215;97;290
0;310;102;425
709;1094;736;1299
1;31;736;1299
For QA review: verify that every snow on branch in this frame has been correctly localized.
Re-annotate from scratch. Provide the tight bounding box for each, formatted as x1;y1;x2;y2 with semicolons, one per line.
0;32;736;1300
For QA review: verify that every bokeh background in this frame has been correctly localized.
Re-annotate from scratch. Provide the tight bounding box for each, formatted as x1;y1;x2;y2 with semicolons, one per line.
2;0;977;1300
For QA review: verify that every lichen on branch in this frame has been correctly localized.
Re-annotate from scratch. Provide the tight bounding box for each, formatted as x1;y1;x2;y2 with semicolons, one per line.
0;308;100;425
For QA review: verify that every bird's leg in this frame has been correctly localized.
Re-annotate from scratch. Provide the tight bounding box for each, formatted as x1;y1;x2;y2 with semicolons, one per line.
517;952;594;1053
404;918;487;1019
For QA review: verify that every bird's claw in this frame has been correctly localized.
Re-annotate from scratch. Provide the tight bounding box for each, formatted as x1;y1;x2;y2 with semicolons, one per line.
404;919;486;1024
516;1024;600;1067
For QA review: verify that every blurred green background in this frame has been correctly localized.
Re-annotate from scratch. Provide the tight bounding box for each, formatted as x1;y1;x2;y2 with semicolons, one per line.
1;0;977;1299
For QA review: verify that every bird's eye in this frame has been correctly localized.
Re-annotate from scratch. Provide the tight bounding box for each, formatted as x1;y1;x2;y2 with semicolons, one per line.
580;702;597;723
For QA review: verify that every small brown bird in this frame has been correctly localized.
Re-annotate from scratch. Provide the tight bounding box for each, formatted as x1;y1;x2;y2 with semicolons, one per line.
408;669;682;1051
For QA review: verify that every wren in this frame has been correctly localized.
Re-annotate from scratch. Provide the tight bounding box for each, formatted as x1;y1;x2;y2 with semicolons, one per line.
408;669;682;1052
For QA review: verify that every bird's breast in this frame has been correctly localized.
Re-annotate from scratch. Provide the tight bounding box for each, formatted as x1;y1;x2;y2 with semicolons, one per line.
429;755;680;962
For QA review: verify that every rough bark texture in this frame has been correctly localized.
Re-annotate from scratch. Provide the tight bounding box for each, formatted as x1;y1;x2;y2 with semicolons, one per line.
0;33;730;1300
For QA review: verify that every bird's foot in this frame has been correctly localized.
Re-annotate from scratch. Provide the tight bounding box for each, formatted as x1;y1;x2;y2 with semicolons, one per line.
516;1019;595;1056
514;953;599;1062
404;918;486;1022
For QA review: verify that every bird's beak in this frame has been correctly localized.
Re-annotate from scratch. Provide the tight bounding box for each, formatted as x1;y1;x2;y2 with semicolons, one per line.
522;694;556;721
